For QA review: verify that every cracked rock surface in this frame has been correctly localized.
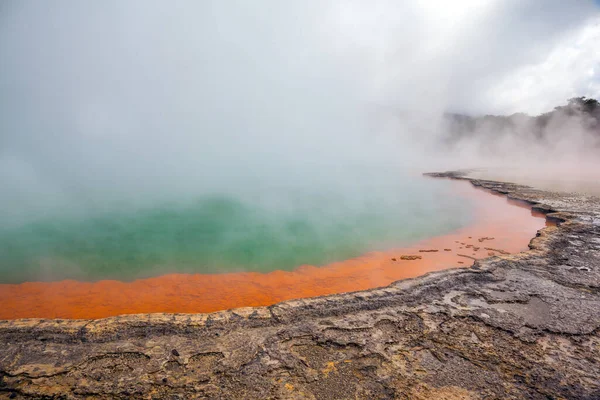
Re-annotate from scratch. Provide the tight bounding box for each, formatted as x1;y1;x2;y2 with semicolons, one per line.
1;172;599;399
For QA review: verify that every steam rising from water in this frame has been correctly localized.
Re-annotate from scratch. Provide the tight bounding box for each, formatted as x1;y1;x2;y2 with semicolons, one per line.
0;1;599;280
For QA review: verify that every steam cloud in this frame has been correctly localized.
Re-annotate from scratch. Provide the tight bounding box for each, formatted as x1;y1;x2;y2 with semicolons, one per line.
1;0;600;225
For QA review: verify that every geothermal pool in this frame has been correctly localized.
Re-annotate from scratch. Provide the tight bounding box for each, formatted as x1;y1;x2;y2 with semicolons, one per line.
0;174;470;283
0;176;548;319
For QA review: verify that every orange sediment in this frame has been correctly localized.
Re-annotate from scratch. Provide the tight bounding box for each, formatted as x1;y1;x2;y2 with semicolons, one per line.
0;181;550;320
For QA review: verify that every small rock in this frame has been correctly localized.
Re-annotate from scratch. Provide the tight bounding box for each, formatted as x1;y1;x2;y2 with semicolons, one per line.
400;255;422;260
391;258;397;261
418;249;439;252
171;349;180;357
444;249;451;251
484;247;509;255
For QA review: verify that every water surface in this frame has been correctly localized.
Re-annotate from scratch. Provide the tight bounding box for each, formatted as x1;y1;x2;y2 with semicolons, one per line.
0;173;471;283
0;180;549;319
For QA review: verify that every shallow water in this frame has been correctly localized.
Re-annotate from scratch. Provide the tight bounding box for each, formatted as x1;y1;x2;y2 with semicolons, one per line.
0;180;549;319
0;174;472;283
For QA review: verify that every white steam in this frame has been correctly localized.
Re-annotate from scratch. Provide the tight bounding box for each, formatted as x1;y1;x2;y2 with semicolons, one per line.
0;0;599;224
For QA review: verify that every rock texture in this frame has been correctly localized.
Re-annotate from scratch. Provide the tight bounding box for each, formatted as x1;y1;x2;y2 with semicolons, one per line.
1;172;599;399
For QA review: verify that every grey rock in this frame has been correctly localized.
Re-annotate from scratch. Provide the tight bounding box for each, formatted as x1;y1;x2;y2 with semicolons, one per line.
1;171;599;399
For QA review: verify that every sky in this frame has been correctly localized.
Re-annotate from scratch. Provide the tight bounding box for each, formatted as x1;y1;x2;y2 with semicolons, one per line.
0;1;599;221
332;0;600;116
487;10;600;115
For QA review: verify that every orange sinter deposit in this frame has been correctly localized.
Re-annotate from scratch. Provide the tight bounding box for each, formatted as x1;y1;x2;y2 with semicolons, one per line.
0;180;550;320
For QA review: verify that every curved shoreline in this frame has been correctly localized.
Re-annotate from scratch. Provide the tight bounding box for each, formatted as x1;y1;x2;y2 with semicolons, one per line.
1;172;599;399
0;179;546;319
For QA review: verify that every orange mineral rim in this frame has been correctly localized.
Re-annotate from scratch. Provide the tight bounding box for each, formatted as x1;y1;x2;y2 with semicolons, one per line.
0;180;549;320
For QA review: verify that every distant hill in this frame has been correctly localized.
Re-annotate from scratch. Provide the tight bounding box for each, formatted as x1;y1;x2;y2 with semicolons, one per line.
443;97;600;145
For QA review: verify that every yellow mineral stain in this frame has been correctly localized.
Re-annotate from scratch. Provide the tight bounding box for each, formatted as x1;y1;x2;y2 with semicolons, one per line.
322;362;337;378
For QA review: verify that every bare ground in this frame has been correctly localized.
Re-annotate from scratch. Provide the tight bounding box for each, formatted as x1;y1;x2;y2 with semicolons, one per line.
1;171;599;399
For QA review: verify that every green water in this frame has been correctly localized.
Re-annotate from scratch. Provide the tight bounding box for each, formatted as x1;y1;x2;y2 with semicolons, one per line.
0;177;472;283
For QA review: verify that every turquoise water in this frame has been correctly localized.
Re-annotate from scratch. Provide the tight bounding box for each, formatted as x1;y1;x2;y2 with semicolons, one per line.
0;176;472;283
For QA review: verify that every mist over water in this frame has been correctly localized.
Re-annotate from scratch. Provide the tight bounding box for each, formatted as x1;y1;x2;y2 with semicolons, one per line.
0;173;470;283
1;1;599;282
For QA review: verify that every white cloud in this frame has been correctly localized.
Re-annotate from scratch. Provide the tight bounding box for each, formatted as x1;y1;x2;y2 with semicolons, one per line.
315;0;599;115
487;16;600;115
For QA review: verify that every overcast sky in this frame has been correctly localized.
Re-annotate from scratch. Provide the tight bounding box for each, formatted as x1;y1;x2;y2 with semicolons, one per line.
2;1;598;115
0;1;599;220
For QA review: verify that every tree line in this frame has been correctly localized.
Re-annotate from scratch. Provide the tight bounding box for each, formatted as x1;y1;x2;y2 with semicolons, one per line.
444;97;600;143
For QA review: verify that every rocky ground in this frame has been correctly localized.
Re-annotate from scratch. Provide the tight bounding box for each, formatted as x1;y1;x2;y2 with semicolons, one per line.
1;171;599;399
